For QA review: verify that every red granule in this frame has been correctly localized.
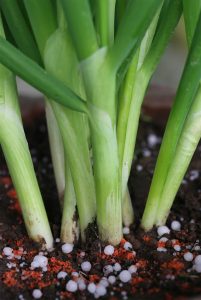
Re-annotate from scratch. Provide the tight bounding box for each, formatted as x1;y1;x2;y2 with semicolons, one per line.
143;235;151;242
162;260;184;272
60;291;74;299
3;270;21;287
120;239;127;246
171;239;181;246
8;199;22;214
13;248;23;256
148;287;160;294
165;293;174;300
16;238;26;247
132;276;144;285
136;259;147;269
157;241;166;248
1;177;11;185
89;274;100;282
48;257;73;274
7;189;17;198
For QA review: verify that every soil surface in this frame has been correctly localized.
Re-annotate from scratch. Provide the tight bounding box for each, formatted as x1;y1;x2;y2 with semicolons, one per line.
1;110;201;300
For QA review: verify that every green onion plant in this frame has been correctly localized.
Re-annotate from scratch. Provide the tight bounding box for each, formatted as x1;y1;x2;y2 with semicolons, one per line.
0;0;200;248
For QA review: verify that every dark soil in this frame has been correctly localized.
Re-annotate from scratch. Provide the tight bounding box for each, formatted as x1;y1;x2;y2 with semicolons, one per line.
1;109;201;300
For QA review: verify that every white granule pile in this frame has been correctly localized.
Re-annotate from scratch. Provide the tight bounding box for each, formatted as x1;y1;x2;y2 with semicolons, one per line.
31;255;48;270
104;245;114;256
61;243;74;254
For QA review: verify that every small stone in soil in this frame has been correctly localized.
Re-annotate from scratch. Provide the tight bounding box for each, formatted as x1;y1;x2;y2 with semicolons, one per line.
184;252;194;262
173;245;181;252
61;243;74;254
81;261;91;272
88;282;96;294
147;133;159;148
103;265;113;275
95;284;107;297
57;271;67;279
66;280;78;292
78;279;86;291
157;226;170;236
194;255;201;265
99;277;109;287
119;270;131;283
108;275;116;284
157;247;167;252
104;245;114;255
123;227;130;235
194;264;201;273
32;289;43;299
113;262;121;272
3;247;13;256
171;220;181;231
124;241;133;251
128;265;137;274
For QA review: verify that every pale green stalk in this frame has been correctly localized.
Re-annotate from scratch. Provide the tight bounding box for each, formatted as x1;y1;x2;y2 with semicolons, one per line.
81;49;122;244
155;85;201;225
122;188;134;227
0;17;53;248
60;159;79;243
118;7;161;209
45;101;65;204
95;0;116;46
44;29;96;241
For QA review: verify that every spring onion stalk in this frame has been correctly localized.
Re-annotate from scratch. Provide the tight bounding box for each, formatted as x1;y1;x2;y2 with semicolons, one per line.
155;85;201;225
61;0;161;244
23;0;57;58
183;0;201;47
44;29;96;241
45;101;65;203
19;1;96;242
22;0;66;205
60;162;78;243
142;8;201;230
118;0;181;217
153;2;201;226
0;19;53;248
95;0;116;46
122;188;134;227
